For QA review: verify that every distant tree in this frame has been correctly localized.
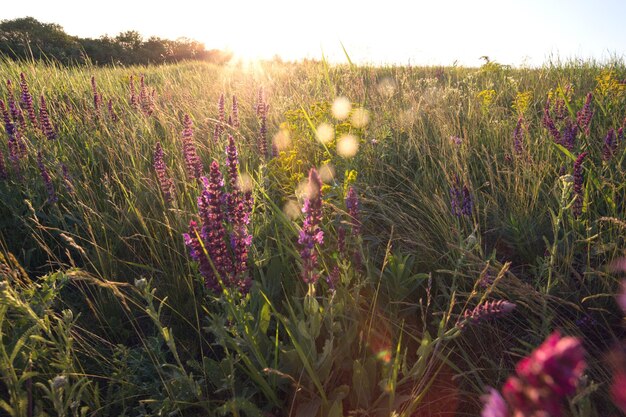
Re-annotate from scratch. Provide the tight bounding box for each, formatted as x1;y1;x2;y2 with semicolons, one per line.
0;17;84;64
0;17;232;66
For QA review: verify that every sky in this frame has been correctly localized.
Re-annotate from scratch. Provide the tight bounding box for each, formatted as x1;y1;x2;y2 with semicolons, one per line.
2;0;626;67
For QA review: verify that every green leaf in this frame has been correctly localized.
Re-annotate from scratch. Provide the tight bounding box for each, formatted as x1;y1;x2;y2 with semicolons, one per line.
327;399;344;417
259;301;271;335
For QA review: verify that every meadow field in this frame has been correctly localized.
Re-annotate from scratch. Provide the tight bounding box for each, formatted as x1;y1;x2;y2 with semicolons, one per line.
0;57;625;416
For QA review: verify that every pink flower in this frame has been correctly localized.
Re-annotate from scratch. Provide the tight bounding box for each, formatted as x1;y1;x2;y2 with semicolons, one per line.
611;372;626;413
481;388;508;417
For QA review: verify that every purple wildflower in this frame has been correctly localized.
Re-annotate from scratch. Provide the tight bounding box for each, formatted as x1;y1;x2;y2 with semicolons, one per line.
449;176;462;217
461;185;473;216
129;75;138;108
259;109;268;157
542;103;561;143
91;76;101;113
198;163;233;289
298;168;324;284
572;152;588;218
503;332;585;415
39;95;56;140
602;128;616;161
618;127;624;143
612;372;626;413
181;114;203;181
218;93;225;126
256;88;265;117
480;388;508;417
0;100;16;139
19;73;38;128
231;95;240;129
225;135;239;190
229;192;253;293
60;163;74;194
154;142;175;204
450;135;463;146
37;151;57;203
482;332;586;417
576;92;593;135
108;99;118;122
6;133;20;178
553;96;568;121
183;220;217;289
139;75;153;115
560;120;578;151
6;80;25;130
457;300;516;329
326;266;340;291
1;99;27;158
337;226;346;257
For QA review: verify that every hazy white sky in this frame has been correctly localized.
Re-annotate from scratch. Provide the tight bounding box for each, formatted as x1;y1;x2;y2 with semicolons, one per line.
2;0;625;66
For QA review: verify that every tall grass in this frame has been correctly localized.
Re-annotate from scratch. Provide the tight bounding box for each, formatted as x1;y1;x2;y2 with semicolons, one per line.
0;56;624;416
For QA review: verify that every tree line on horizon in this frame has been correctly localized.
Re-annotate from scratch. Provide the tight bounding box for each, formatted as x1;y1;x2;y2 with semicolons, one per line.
0;17;233;66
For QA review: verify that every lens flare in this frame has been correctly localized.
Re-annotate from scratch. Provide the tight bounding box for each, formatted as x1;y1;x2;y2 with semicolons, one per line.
336;134;359;158
332;97;352;120
273;128;291;151
316;123;335;144
237;173;254;193
283;200;301;219
351;108;370;128
318;163;335;183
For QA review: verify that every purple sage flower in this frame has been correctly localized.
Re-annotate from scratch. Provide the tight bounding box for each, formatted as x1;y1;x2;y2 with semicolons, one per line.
461;185;473;216
60;163;74;194
256;88;265;117
154;142;175;204
198;163;234;288
218;93;225;126
483;332;586;417
576;92;593;135
231;95;240;129
259;108;268;157
457;300;516;329
139;75;153;115
39;95;56;140
0;99;16;139
572;152;588;218
299;168;324;284
450;135;463;146
181;114;203;181
480;388;508;417
108;99;118;122
602;128;616;161
560;120;578;151
39;95;57;140
612;372;626;413
6;80;25;130
37;151;57;203
542;102;561;143
19;73;38;128
129;75;138;108
91;76;101;113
